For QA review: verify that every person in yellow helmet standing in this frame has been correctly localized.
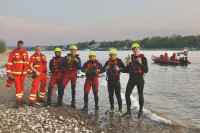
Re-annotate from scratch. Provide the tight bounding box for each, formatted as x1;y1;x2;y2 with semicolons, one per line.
44;48;64;106
81;52;103;111
56;45;81;107
123;43;148;118
103;49;126;116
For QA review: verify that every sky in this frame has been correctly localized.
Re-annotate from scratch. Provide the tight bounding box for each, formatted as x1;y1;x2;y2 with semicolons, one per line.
0;0;200;46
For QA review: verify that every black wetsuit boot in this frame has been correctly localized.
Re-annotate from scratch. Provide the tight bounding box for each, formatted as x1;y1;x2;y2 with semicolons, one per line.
55;85;64;107
71;85;76;107
94;91;99;110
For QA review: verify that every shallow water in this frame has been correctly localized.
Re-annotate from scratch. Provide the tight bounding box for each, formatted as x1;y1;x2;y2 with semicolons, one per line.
2;50;200;129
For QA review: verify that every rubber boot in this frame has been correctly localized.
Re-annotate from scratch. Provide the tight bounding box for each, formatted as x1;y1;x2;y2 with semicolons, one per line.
81;106;88;111
38;99;46;103
28;102;34;107
138;111;143;119
71;85;76;107
20;98;27;105
55;97;62;107
14;101;20;108
55;85;64;107
95;104;99;110
70;100;76;107
43;99;51;107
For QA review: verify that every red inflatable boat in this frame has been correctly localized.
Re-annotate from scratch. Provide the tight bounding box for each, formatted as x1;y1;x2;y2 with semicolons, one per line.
152;51;191;65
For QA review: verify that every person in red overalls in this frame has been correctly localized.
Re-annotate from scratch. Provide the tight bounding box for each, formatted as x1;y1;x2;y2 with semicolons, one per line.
56;45;81;107
29;46;47;106
44;48;64;106
6;40;30;108
81;52;103;111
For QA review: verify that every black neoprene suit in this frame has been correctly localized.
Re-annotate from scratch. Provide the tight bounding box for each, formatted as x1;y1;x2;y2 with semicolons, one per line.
125;55;148;112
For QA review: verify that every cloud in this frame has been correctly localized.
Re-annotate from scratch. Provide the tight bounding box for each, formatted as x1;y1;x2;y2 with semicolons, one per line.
0;15;70;44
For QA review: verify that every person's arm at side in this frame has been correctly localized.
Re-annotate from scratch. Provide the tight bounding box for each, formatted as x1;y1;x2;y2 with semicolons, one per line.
26;52;30;77
140;57;148;73
29;56;41;76
81;62;87;72
97;62;103;73
102;61;109;72
6;52;13;77
118;60;126;73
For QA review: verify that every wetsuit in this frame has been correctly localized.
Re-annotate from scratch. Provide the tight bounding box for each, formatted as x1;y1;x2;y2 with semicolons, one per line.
46;56;64;104
103;58;126;111
81;59;103;108
59;54;81;105
125;54;148;113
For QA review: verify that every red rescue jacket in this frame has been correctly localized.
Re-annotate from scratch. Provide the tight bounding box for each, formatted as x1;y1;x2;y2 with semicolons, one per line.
107;58;121;76
129;54;144;73
30;53;47;73
6;48;30;76
50;57;64;73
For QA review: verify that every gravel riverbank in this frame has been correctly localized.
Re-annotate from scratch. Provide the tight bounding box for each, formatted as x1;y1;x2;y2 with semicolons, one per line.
0;52;198;133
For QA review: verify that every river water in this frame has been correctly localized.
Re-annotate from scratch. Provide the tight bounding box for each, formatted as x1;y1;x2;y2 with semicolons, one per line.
2;50;200;130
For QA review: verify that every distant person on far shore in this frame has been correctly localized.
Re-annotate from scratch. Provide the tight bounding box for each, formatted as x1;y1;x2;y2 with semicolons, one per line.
6;40;30;108
57;45;81;107
123;43;148;118
44;48;64;106
81;52;103;111
29;46;47;106
103;49;126;116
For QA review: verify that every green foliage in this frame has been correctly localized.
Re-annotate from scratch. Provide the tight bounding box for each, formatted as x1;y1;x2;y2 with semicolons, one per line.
0;40;6;53
99;35;200;49
139;35;200;49
40;35;200;50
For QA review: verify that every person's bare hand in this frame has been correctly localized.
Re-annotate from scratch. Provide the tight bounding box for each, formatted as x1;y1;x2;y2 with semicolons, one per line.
36;71;41;76
126;59;131;66
136;57;142;64
114;65;120;71
105;65;111;70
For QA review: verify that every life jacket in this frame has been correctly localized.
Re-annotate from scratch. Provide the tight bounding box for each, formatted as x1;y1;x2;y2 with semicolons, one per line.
50;57;64;73
106;58;121;76
84;59;100;77
6;48;30;76
129;54;144;73
64;54;79;71
32;53;47;73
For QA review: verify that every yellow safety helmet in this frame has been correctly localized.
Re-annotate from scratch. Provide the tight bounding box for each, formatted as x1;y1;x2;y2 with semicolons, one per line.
89;51;96;56
54;48;61;52
131;43;140;49
109;49;117;55
70;45;77;50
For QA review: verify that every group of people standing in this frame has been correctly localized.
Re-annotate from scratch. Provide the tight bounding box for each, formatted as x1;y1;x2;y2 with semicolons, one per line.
6;40;148;118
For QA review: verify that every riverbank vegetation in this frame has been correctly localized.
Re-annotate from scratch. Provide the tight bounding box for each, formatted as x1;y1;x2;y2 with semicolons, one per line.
0;40;6;53
6;35;200;51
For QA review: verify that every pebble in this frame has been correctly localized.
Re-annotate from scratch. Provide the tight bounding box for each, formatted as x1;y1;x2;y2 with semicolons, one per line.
0;104;92;132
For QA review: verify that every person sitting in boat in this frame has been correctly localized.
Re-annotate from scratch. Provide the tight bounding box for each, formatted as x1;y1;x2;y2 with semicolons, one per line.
172;52;176;60
165;52;168;59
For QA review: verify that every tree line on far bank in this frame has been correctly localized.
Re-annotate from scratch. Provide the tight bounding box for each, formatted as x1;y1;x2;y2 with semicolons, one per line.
3;35;200;51
0;40;6;53
100;35;200;49
69;35;200;50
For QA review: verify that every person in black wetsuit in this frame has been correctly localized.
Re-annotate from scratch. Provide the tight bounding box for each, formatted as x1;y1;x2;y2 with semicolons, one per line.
123;43;148;118
103;49;126;116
